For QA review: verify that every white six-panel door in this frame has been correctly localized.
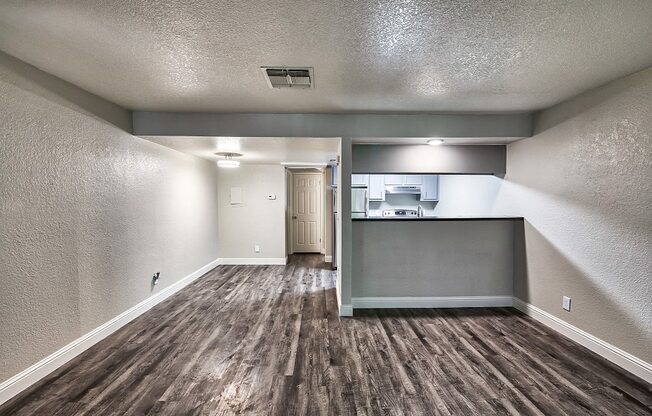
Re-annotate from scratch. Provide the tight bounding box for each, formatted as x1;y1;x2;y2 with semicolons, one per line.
292;173;322;253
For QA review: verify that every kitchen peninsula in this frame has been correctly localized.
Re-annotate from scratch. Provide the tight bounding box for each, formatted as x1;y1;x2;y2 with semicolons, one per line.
351;216;523;309
346;144;524;310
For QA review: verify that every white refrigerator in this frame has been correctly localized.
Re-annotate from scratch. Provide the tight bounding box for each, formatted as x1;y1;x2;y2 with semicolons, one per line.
351;187;368;219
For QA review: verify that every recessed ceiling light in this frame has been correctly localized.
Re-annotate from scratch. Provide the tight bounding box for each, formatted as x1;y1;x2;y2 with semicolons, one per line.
427;139;444;146
215;152;242;168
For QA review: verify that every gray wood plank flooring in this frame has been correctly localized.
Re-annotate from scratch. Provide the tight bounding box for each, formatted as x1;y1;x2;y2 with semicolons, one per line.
1;254;650;415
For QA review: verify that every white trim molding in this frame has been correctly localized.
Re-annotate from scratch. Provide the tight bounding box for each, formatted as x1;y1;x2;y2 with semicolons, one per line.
324;255;333;263
352;296;513;309
0;258;221;407
339;304;353;317
512;298;652;384
218;257;287;265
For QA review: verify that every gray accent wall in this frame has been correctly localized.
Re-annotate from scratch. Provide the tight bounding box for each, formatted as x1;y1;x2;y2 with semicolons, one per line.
494;67;652;362
352;145;506;175
0;53;220;382
337;138;353;312
133;112;532;139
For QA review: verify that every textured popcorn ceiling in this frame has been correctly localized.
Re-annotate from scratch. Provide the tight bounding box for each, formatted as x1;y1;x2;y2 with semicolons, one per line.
0;0;651;112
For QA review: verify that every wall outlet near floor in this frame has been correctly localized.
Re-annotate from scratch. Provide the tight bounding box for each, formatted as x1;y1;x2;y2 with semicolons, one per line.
152;272;161;286
562;296;572;311
254;245;261;253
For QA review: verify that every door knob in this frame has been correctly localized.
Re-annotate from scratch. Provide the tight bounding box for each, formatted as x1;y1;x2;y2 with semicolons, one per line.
292;216;297;219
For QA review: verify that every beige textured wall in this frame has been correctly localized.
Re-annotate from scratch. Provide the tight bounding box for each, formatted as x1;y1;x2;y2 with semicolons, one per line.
495;67;652;362
217;165;286;260
0;53;219;382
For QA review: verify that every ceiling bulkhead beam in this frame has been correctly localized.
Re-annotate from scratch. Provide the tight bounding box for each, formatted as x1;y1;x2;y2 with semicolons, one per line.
132;112;533;139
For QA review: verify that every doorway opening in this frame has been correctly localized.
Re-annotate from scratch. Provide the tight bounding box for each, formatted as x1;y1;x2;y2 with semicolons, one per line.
286;167;334;265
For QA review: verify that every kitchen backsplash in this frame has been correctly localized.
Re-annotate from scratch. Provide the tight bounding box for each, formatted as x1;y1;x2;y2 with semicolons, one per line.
368;194;437;217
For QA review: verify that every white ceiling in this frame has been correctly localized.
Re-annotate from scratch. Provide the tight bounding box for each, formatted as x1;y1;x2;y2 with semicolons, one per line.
1;0;651;113
144;136;340;165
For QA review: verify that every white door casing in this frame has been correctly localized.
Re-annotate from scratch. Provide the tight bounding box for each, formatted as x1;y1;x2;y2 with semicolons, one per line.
292;173;322;253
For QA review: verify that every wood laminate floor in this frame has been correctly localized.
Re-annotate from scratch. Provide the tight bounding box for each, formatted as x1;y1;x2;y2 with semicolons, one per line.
1;254;650;415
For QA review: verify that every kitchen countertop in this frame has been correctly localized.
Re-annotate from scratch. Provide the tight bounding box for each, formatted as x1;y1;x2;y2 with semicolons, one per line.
353;216;524;221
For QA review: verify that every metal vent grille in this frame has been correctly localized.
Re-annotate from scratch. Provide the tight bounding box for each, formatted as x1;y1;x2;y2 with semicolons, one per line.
261;67;313;89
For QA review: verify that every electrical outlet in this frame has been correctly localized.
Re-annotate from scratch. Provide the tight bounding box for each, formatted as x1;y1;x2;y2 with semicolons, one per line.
152;272;161;286
254;245;261;253
562;296;571;312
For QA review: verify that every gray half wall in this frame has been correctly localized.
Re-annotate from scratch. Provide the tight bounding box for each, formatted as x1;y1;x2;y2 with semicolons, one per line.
352;220;516;297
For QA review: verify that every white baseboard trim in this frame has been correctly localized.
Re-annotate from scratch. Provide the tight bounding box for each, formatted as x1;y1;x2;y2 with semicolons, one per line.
512;297;652;384
352;296;513;309
339;304;353;317
324;255;333;262
218;257;287;265
0;257;220;407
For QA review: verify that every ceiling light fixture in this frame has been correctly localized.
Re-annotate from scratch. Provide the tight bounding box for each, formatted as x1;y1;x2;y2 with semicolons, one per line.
427;139;444;146
215;152;242;168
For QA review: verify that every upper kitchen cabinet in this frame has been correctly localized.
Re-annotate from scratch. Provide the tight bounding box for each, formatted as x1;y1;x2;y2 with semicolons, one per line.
351;174;369;187
368;175;385;201
383;175;422;185
383;174;403;185
420;175;439;201
404;175;422;185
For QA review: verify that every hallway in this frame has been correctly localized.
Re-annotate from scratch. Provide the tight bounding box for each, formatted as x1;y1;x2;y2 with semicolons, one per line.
1;255;649;415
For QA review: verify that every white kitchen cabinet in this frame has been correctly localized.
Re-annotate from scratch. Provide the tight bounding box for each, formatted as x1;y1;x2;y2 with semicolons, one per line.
384;175;422;185
404;175;422;185
383;175;403;185
351;174;369;187
420;175;439;201
368;175;385;201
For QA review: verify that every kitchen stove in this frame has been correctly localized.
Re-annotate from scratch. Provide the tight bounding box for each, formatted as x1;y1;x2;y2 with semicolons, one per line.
382;209;418;218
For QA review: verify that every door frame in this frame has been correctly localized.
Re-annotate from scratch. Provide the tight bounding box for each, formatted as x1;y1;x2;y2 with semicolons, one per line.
287;168;325;254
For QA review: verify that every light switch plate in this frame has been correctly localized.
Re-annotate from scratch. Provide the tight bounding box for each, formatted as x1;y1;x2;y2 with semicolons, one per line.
562;296;571;312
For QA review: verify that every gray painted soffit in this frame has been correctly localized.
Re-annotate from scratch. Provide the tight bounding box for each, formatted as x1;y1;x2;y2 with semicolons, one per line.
132;112;532;139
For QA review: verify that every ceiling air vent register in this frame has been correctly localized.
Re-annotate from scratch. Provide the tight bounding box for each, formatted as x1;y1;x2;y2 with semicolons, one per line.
261;67;313;89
